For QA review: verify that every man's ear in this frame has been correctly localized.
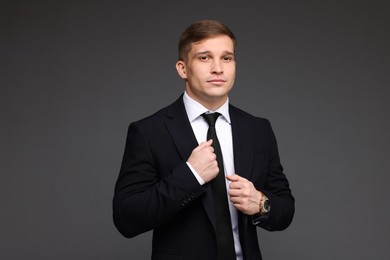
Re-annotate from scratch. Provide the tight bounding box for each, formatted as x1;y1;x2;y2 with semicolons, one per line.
176;61;187;79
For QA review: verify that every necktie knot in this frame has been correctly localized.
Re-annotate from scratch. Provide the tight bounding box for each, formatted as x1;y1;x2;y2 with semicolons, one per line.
202;112;221;127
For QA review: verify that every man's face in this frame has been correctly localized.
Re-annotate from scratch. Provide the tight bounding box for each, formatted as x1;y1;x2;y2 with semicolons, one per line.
176;35;236;109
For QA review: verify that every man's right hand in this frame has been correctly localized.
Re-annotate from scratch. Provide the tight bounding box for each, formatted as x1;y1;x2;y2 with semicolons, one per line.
187;139;219;183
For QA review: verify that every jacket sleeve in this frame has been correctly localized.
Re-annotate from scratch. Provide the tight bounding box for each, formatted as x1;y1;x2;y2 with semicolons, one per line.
113;122;205;238
252;119;295;231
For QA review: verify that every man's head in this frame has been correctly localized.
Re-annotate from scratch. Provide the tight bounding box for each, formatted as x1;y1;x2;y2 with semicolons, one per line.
178;20;236;62
176;20;237;110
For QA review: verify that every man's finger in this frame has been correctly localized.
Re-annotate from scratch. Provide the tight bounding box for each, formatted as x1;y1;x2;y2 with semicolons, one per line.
229;181;242;190
228;189;240;197
194;139;213;151
226;174;243;182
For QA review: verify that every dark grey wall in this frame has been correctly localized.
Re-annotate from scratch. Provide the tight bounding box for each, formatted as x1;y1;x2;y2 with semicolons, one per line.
2;1;389;259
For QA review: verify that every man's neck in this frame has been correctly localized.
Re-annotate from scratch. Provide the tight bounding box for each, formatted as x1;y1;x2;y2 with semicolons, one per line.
185;92;228;111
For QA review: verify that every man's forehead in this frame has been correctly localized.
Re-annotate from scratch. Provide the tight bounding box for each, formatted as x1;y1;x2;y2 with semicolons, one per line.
190;36;235;53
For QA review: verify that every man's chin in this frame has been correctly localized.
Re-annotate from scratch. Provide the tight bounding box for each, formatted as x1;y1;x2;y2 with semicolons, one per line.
202;93;229;105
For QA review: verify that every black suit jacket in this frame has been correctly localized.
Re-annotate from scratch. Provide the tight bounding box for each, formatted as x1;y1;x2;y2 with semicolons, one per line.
113;96;294;260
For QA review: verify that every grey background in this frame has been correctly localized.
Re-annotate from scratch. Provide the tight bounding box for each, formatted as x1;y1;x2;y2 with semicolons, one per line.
1;0;389;259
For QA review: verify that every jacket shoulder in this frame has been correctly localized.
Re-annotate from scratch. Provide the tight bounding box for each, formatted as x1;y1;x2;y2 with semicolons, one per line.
229;104;270;125
131;96;184;126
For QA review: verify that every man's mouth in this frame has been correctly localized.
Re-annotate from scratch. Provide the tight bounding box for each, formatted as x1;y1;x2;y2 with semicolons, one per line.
207;79;226;83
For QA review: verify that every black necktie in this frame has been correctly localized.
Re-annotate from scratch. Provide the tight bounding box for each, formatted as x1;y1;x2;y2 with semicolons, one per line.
202;113;236;260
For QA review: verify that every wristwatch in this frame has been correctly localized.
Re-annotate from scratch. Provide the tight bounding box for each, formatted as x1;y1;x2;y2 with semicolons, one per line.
259;193;270;215
251;192;271;225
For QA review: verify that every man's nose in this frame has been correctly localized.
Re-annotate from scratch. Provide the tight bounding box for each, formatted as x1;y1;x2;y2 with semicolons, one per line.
211;60;223;74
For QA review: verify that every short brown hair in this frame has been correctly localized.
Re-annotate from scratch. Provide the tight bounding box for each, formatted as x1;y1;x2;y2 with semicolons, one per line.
178;20;237;61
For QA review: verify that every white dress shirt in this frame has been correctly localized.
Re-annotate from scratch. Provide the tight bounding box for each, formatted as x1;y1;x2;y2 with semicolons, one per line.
183;91;243;260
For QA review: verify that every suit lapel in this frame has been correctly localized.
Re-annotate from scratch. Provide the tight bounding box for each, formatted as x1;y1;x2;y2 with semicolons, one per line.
164;97;198;161
230;105;253;256
164;96;216;228
230;105;253;181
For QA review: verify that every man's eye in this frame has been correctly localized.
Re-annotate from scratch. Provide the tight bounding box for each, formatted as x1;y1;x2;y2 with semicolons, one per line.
223;56;233;61
199;56;209;61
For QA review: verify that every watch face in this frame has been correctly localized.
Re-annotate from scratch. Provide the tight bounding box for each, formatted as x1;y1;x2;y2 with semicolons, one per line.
264;199;271;211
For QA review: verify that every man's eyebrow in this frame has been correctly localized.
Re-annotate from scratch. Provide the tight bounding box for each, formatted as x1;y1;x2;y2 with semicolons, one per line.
193;51;211;56
223;51;235;56
192;50;235;57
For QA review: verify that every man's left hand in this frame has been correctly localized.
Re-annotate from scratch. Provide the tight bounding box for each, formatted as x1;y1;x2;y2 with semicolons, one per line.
226;174;262;215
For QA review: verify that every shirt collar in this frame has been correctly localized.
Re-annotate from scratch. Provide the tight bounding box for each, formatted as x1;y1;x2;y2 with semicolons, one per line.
183;91;231;124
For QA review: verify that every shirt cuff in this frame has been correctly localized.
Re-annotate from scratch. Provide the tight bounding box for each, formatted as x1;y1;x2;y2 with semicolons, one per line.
186;162;205;185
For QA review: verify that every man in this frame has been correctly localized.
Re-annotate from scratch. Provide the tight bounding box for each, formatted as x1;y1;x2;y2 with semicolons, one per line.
113;20;294;260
